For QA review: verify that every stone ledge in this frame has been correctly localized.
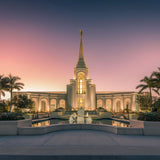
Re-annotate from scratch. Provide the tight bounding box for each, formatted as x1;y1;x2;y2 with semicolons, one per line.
18;124;142;136
18;124;116;135
1;119;160;136
0;119;32;135
130;119;160;136
116;127;143;135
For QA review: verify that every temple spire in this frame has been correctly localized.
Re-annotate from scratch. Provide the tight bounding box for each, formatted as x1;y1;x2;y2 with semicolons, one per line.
76;29;87;68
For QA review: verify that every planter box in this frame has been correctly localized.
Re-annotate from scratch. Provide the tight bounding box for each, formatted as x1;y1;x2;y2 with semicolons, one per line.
130;119;160;136
0;119;32;135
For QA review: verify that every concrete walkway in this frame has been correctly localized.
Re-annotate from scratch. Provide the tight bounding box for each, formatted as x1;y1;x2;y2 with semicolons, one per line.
0;130;160;159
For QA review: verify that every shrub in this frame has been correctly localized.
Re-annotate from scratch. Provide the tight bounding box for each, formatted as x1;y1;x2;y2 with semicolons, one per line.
0;100;10;113
55;107;65;112
0;102;8;113
96;107;106;112
136;94;152;111
137;112;160;121
12;94;34;112
0;112;25;120
152;98;160;111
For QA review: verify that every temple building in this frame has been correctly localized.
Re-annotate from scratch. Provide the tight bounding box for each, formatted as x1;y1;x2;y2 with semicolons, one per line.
13;30;138;112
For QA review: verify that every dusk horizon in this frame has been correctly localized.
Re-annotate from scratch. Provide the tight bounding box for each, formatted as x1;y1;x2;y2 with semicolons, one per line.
1;0;160;99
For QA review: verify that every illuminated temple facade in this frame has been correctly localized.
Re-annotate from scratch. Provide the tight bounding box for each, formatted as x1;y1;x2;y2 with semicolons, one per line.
13;31;138;112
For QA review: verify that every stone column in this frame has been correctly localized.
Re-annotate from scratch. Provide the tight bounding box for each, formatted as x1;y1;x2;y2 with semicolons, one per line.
121;96;124;111
113;98;116;112
38;96;40;112
131;93;137;112
103;98;106;110
56;99;59;109
49;97;51;112
111;98;113;112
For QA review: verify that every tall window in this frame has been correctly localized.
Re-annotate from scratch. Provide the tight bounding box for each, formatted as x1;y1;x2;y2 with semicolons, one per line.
78;98;85;108
77;72;85;94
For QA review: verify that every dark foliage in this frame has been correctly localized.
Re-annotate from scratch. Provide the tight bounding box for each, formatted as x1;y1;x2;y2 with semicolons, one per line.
138;112;160;121
0;112;25;120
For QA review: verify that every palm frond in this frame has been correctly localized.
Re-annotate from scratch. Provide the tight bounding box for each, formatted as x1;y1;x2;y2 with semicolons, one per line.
14;82;24;86
0;91;5;97
152;88;159;95
136;84;146;89
138;86;148;94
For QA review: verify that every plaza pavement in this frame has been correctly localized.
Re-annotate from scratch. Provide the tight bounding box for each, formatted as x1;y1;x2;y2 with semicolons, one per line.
0;130;160;159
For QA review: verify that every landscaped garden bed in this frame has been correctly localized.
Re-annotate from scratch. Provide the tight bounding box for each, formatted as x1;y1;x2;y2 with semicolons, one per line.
137;112;160;121
130;115;160;136
0;112;25;120
0;112;32;135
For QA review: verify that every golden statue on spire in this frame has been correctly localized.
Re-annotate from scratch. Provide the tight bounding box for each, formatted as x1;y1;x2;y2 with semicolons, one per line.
79;29;83;39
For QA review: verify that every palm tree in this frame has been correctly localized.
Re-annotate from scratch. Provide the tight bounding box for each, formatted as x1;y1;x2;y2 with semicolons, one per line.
0;75;9;99
136;75;157;105
6;74;24;112
152;67;160;94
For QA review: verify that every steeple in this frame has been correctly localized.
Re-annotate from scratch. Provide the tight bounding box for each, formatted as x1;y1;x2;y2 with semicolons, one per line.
76;29;87;68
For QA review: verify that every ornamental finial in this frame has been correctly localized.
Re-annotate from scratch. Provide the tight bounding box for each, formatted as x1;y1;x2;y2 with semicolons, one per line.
79;29;83;39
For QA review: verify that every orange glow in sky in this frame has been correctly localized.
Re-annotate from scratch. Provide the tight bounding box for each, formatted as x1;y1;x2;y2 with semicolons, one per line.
0;0;160;99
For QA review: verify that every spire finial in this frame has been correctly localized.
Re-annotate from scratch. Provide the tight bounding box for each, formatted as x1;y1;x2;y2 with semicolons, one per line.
76;29;86;68
79;29;83;39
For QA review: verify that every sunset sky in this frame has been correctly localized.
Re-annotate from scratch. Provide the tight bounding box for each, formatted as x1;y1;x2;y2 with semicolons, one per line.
0;0;160;99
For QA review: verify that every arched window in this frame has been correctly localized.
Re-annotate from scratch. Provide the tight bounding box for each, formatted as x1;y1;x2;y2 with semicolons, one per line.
41;101;46;112
77;72;85;94
97;99;103;108
124;99;131;111
59;99;65;108
39;99;49;112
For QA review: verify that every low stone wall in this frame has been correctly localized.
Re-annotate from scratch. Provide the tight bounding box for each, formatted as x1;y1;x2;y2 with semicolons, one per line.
0;119;32;135
18;123;144;136
130;119;144;128
116;127;143;135
130;119;160;136
18;124;116;135
143;121;160;136
1;119;160;136
19;124;118;135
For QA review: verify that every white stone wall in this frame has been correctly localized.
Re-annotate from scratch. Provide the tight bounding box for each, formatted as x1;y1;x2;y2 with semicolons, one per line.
96;92;138;112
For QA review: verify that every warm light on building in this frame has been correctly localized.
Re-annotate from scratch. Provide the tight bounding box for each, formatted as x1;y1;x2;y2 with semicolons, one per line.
13;30;138;112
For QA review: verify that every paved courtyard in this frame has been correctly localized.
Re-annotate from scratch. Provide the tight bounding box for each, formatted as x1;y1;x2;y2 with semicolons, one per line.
0;130;160;159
